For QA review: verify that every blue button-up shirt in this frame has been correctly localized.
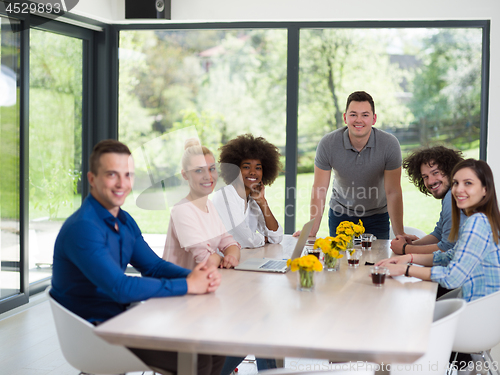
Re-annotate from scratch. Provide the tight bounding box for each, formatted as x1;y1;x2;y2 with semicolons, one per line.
51;194;190;323
431;212;500;302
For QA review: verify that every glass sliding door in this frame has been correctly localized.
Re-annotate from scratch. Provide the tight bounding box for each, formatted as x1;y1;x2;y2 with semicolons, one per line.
0;16;21;305
28;28;83;285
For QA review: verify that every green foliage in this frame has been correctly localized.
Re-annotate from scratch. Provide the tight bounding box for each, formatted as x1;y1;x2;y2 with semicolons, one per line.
196;29;287;146
29;30;83;220
0;104;20;220
29;87;82;219
119;29;288;150
408;29;482;148
298;29;412;137
297;151;315;174
30;167;81;219
171;109;227;153
121;192;169;234
30;30;82;95
118;31;156;152
1;28;21;220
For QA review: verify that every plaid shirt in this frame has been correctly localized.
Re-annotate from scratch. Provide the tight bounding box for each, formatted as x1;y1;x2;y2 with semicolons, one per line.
431;212;500;302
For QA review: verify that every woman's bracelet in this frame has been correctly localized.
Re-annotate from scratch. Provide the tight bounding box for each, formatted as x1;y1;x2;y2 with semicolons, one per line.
405;264;411;277
410;253;414;264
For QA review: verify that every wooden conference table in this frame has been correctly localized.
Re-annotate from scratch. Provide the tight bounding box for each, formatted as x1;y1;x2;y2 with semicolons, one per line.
95;236;438;374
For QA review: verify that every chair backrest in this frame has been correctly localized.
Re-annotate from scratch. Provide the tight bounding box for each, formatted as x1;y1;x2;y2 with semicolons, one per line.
437;288;461;301
391;299;466;375
389;225;427;240
46;287;151;374
451;289;500;353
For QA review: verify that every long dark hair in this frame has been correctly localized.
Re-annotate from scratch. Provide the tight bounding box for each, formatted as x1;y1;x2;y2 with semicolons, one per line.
450;159;500;244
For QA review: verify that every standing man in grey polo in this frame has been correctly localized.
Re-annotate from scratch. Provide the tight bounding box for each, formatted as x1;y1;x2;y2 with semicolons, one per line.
306;91;406;240
391;146;466;255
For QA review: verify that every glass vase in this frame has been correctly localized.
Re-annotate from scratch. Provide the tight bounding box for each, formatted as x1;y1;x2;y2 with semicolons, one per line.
324;253;340;271
297;268;315;291
346;236;354;251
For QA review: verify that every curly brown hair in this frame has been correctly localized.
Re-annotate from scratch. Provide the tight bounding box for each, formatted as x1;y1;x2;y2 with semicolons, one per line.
218;134;282;186
403;146;464;196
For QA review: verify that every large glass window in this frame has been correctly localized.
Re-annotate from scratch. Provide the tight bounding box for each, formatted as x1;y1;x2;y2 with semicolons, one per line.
119;29;287;243
118;24;485;238
297;28;483;236
0;16;21;301
28;28;83;284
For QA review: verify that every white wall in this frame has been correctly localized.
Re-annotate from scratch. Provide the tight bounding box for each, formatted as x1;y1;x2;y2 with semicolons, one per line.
72;0;500;178
72;0;123;22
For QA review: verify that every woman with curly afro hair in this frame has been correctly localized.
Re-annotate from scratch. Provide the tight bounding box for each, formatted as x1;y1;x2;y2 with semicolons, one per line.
212;134;283;250
212;134;282;373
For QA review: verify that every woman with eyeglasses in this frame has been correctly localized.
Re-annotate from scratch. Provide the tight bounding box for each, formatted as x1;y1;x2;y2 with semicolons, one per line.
163;139;241;270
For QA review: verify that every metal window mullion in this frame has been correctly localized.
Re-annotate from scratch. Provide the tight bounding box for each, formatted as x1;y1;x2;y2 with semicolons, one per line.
284;26;300;234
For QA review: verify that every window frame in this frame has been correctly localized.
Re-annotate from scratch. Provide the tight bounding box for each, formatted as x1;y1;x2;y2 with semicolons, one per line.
0;8;99;312
27;18;94;296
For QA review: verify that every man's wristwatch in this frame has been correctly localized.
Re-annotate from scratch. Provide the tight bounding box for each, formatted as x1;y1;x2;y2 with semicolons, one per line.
402;242;408;255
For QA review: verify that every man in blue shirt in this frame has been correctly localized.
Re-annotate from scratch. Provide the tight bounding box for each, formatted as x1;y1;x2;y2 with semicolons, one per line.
51;139;224;375
391;146;465;255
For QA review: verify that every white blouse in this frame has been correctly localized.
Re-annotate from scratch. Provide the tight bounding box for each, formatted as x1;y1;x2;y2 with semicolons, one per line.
212;185;283;248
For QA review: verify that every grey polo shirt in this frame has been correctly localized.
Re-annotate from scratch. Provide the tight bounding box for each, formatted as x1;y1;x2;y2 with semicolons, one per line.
315;126;401;217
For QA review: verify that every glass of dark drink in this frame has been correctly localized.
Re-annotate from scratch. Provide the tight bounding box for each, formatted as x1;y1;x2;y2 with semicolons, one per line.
308;249;321;260
348;258;360;267
346;249;361;268
361;233;376;250
370;266;388;287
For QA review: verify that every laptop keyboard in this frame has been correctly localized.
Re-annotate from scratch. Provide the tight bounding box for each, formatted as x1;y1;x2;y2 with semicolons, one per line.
259;260;287;270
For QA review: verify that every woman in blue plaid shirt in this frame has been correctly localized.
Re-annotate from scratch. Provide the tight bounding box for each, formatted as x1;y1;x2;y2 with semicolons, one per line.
377;159;500;301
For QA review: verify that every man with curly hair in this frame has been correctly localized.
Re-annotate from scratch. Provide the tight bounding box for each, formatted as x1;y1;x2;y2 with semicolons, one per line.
391;145;466;255
212;133;283;249
305;91;406;240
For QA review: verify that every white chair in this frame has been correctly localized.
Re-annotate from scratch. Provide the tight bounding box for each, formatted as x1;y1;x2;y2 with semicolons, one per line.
389;225;427;240
440;289;500;375
46;286;153;375
258;299;466;375
391;298;465;375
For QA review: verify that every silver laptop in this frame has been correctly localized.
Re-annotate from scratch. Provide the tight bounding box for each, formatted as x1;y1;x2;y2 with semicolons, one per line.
234;219;315;273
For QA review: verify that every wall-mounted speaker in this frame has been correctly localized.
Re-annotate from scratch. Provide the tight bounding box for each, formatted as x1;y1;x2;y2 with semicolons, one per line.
125;0;171;20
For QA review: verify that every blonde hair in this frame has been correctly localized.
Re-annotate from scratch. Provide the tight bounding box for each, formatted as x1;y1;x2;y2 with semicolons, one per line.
181;138;214;171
